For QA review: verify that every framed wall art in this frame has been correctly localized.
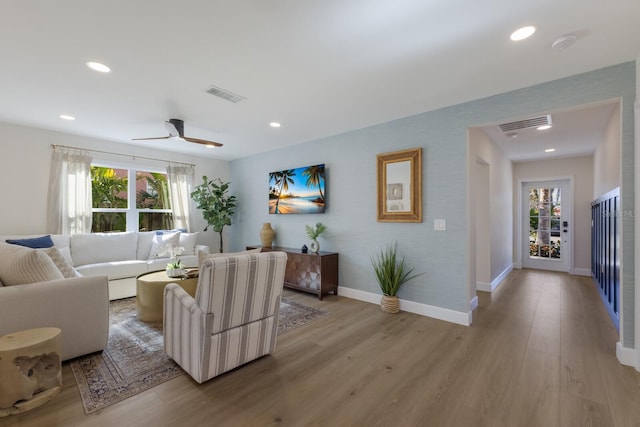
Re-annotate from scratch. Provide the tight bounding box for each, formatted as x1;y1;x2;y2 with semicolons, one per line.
376;148;422;222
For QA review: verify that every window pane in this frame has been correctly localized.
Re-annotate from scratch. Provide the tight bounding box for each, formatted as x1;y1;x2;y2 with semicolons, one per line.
139;212;173;232
91;167;128;208
92;212;126;232
136;172;170;210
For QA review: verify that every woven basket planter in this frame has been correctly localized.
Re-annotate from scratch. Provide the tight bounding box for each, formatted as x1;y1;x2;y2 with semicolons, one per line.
380;295;400;314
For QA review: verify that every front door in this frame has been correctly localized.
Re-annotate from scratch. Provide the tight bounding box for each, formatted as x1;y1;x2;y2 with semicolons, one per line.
522;180;571;272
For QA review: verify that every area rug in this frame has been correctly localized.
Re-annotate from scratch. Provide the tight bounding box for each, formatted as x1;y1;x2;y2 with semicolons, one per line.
70;296;327;414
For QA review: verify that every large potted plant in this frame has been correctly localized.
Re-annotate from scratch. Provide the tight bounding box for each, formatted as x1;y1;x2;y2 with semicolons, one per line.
371;242;422;313
191;176;237;253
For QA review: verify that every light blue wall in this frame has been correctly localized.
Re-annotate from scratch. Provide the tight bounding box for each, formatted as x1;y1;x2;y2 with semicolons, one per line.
230;62;636;328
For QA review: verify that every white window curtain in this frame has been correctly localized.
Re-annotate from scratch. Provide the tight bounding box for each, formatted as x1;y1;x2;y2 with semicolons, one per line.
47;149;93;235
166;165;194;232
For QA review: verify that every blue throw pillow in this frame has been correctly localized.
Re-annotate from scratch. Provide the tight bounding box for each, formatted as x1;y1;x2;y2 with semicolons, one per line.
6;235;55;249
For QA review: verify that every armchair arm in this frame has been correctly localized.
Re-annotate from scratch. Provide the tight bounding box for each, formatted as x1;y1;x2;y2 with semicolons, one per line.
163;283;213;382
0;275;109;361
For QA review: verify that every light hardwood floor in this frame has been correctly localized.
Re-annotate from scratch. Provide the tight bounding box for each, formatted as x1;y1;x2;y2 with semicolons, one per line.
5;269;640;426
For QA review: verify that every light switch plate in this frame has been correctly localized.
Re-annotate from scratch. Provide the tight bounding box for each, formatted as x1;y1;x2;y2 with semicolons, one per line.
434;219;446;231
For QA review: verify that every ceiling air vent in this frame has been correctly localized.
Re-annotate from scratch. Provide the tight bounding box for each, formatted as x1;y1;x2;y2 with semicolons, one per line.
205;85;246;103
498;115;552;132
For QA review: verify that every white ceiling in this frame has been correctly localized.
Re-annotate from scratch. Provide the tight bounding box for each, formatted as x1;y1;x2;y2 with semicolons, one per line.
480;101;618;162
0;1;638;161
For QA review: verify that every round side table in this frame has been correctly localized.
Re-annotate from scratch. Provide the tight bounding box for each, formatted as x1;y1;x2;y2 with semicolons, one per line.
0;327;62;417
136;270;198;322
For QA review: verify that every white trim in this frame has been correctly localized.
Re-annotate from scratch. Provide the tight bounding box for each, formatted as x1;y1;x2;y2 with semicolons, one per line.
616;341;636;368
338;287;472;326
634;73;640;371
476;281;491;292
477;264;513;292
572;268;591;277
470;296;478;312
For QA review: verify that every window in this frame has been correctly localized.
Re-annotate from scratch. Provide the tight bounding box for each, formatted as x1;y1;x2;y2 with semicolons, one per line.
91;165;173;232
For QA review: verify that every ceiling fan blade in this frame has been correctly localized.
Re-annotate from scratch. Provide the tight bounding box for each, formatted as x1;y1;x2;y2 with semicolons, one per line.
183;136;223;147
132;136;171;141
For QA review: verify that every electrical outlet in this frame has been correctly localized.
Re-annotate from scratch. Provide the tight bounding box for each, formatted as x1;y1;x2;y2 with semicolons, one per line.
434;219;446;231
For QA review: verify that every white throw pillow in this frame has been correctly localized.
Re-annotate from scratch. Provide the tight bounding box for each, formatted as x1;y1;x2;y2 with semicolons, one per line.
179;232;199;255
0;243;65;286
41;247;80;278
148;232;181;259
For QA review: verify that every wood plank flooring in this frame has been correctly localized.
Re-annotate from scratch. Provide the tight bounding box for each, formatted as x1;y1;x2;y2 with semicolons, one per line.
4;269;640;426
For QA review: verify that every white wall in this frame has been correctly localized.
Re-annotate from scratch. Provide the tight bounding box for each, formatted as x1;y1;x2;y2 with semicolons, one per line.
594;102;621;197
468;127;513;289
513;155;593;272
0;122;230;251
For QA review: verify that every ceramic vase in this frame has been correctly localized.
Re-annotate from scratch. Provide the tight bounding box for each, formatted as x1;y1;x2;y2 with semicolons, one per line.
260;222;275;248
309;239;320;253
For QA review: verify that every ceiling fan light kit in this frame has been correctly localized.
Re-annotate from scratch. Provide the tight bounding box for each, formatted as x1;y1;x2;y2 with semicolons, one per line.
132;119;223;147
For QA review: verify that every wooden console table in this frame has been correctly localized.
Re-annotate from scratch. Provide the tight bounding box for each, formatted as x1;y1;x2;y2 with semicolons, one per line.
247;246;339;300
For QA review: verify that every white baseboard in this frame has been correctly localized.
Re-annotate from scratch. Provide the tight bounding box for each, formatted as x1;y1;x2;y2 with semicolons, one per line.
513;262;522;269
477;264;513;293
470;296;478;312
338;287;472;326
616;341;637;369
572;268;591;277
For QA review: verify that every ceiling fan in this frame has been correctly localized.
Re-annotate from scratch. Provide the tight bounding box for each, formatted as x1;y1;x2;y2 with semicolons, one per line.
132;119;223;147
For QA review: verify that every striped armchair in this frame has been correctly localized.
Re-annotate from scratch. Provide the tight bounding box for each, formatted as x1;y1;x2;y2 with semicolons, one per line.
163;251;287;383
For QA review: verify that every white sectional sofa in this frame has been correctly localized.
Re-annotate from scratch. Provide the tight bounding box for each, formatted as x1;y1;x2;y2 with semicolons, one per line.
0;231;209;300
0;230;209;361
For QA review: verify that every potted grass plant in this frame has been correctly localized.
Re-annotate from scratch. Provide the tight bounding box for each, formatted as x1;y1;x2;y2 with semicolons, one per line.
371;242;423;313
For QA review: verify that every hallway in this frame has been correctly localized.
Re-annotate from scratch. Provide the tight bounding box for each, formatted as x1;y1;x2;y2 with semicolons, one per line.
471;268;640;426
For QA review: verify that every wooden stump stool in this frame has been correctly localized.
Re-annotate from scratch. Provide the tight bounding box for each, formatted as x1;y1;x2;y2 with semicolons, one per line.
0;327;62;417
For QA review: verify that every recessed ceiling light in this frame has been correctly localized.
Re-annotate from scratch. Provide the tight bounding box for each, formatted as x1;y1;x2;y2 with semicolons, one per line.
86;61;111;73
537;125;552;130
510;26;536;41
60;114;76;121
206;144;215;149
270;122;281;128
545;148;556;153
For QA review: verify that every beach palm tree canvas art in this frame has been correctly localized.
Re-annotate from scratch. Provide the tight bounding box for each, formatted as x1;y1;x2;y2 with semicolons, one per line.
269;164;325;214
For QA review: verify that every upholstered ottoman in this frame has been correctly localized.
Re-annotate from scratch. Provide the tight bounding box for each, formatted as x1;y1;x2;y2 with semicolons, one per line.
136;270;198;322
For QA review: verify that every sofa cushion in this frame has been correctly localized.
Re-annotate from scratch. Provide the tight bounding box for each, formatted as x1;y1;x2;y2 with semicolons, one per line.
148;232;180;259
179;232;198;255
41;247;79;279
71;232;138;266
0;243;65;286
136;231;156;260
6;235;54;248
76;260;148;280
146;254;199;271
197;248;261;267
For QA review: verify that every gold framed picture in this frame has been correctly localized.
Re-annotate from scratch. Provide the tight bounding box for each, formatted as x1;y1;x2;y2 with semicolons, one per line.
377;148;422;222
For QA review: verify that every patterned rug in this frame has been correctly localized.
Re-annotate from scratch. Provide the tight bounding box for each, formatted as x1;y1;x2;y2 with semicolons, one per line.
70;296;327;414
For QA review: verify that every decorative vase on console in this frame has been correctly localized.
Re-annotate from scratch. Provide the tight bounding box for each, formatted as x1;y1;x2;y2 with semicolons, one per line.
260;222;275;248
305;222;327;254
